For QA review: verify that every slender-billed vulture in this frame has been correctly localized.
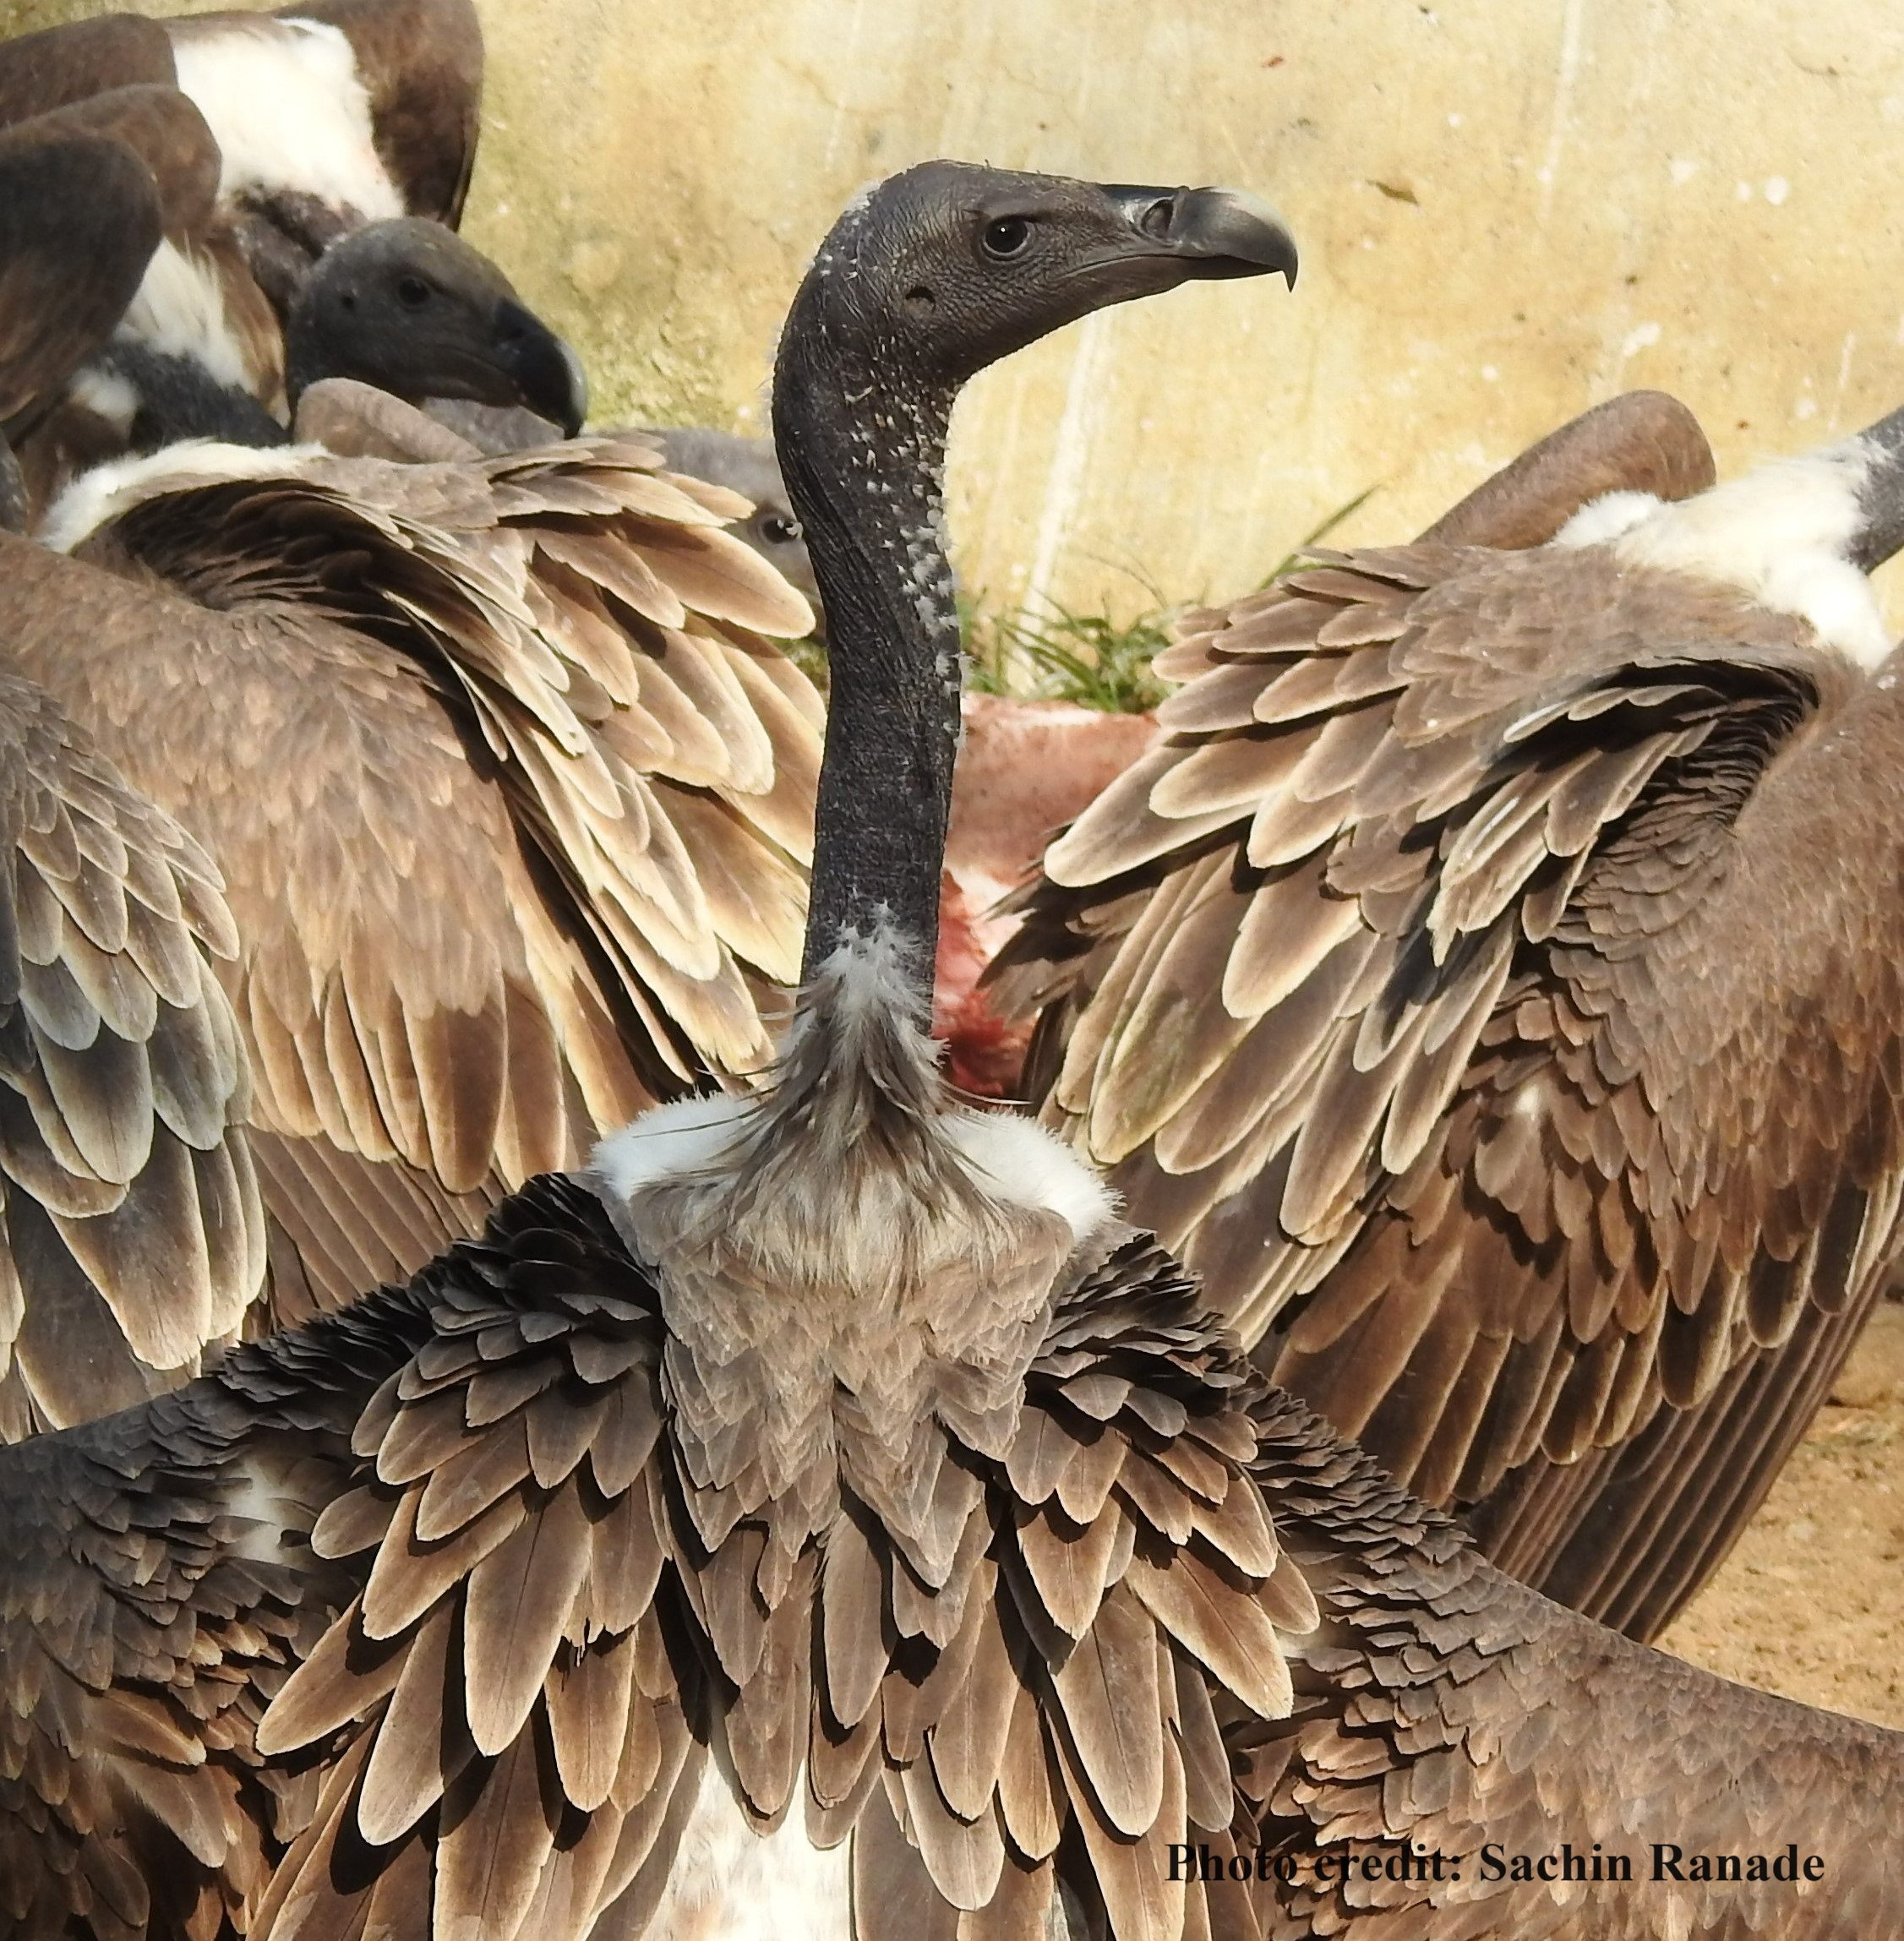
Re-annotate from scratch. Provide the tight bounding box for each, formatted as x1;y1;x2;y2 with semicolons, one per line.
3;155;1901;1941
0;126;262;1434
0;102;814;1389
992;387;1904;1641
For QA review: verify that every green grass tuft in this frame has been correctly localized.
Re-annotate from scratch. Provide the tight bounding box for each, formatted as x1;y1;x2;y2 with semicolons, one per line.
963;597;1177;713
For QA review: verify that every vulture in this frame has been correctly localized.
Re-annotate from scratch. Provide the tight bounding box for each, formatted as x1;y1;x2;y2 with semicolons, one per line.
0;81;583;519
0;104;161;528
992;380;1904;1639
8;430;818;1333
939;391;1718;1097
0;128;263;1437
0;0;483;296
0;0;517;513
0;112;816;1412
648;426;821;621
5;160;1899;1941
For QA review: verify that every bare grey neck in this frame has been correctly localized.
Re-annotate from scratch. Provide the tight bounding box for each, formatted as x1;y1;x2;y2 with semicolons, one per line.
774;312;963;989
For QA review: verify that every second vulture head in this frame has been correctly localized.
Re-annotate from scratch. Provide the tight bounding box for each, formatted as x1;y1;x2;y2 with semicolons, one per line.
286;216;589;435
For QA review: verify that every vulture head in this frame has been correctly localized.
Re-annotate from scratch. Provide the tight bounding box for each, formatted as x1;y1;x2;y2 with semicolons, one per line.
286;216;588;434
778;161;1296;407
772;161;1296;972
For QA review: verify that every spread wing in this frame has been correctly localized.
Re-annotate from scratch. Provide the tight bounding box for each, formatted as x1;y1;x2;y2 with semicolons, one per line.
0;667;262;1434
21;435;820;1311
253;1183;1316;1941
0;1284;430;1936
997;538;1896;1633
1241;1387;1904;1937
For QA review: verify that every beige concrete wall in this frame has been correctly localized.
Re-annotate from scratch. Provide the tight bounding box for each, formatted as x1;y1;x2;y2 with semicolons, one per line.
14;0;1904;619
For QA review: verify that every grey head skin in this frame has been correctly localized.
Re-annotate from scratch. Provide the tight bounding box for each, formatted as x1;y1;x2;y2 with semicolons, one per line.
772;160;1296;979
285;216;588;434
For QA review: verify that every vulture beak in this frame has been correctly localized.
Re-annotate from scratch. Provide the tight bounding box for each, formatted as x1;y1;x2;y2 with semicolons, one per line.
1101;183;1300;286
492;300;589;437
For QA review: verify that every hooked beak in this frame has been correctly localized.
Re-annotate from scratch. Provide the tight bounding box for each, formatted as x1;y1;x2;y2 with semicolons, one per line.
491;299;589;436
1102;183;1299;286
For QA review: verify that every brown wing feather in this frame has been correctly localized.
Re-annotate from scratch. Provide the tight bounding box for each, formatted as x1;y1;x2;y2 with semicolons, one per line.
276;0;484;225
5;435;820;1316
0;663;263;1433
998;405;1904;1638
0;1278;431;1938
0;16;177;130
1241;1386;1904;1937
0;126;161;436
251;1180;1307;1941
1416;389;1715;549
15;84;221;246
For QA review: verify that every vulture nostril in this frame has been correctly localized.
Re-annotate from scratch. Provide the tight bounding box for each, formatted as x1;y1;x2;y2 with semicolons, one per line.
1137;195;1176;242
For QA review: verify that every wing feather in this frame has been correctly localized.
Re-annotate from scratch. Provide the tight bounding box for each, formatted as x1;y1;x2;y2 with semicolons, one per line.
999;450;1888;1638
10;437;822;1327
251;1191;1304;1938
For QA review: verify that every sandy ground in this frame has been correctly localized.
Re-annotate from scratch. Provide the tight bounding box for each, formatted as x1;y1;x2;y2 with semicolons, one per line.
1660;1302;1904;1730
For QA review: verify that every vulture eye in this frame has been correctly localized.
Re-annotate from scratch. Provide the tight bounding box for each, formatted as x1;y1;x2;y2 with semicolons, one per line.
980;215;1034;260
759;514;802;545
396;274;433;308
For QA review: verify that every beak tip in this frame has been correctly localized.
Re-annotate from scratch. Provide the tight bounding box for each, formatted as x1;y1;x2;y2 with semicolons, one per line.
559;339;589;438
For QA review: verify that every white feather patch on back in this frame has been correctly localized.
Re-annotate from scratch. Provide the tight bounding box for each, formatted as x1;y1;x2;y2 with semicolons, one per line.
64;364;139;437
646;1761;851;1941
37;440;327;553
1558;444;1892;669
588;1093;753;1202
942;1109;1116;1242
115;238;256;391
1549;488;1663;550
168;17;403;220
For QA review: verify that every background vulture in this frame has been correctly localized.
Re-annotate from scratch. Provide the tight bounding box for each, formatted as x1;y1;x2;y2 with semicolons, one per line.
3;160;1895;1941
995;400;1904;1640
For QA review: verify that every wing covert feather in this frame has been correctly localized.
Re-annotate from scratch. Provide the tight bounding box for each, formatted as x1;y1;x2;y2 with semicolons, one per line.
252;1191;1311;1941
7;434;821;1317
996;413;1903;1636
